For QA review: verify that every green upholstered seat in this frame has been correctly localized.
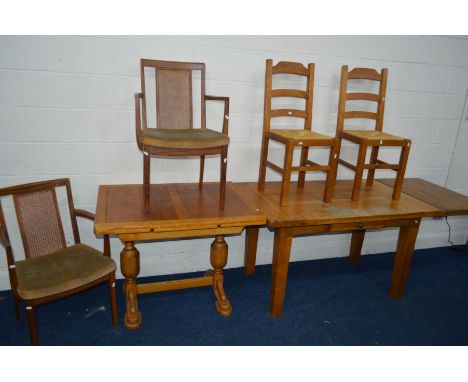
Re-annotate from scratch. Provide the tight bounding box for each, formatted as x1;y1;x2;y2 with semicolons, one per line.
141;128;229;149
15;244;116;300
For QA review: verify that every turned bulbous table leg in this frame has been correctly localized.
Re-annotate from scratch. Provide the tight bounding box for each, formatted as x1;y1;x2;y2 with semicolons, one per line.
210;235;232;316
120;241;142;329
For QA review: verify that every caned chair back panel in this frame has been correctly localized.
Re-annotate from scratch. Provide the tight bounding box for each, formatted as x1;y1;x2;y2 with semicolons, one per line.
0;179;78;260
264;59;315;132
140;59;206;131
156;68;193;130
14;187;66;259
336;65;388;134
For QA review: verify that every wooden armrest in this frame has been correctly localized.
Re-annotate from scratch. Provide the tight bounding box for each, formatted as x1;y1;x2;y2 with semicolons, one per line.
0;227;11;250
205;95;229;102
204;95;230;135
74;209;95;221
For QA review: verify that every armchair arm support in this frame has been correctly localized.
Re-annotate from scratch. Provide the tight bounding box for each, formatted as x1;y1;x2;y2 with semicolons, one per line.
205;95;230;135
74;209;110;257
135;92;144;150
74;209;95;221
0;226;11;250
0;225;17;289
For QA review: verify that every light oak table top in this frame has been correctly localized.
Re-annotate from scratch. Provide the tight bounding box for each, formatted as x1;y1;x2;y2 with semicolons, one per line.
232;179;440;229
94;182;266;237
377;178;468;217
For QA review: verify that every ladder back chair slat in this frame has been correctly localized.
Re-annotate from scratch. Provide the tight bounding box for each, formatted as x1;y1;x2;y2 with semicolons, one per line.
270;109;308;118
343;111;379;120
346;92;380;102
271;89;308;99
347;67;382;81
272;61;309;76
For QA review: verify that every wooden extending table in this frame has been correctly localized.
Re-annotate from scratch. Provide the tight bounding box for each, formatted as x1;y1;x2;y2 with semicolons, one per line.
94;182;265;329
95;178;468;327
235;179;468;317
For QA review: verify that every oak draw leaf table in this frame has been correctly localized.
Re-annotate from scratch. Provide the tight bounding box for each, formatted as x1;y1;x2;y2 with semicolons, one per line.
94;182;265;329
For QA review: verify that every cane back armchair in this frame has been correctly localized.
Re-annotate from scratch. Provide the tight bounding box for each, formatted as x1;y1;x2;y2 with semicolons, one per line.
334;65;411;201
258;59;338;207
135;59;230;213
0;178;117;345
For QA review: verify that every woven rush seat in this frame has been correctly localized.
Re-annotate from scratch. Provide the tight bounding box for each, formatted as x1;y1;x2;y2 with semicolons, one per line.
141;128;230;149
269;129;334;142
341;130;406;142
15;243;116;300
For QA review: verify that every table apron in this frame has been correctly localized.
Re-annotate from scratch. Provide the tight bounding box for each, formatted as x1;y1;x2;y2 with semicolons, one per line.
119;226;244;241
286;217;420;236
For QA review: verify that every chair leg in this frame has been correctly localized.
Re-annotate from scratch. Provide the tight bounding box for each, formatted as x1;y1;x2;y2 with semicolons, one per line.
326;137;343;201
103;234;110;257
219;147;228;210
323;145;338;203
26;305;38;346
143;150;150;214
108;273;118;327
297;146;310;188
199;155;205;188
280;143;294;207
351;144;367;201
392;141;411;200
258;135;270;192
366;146;380;187
14;294;20;319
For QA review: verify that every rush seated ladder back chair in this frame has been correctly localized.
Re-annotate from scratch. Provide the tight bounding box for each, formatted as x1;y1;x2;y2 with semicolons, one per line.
0;179;117;345
258;59;338;207
135;59;230;213
334;65;411;201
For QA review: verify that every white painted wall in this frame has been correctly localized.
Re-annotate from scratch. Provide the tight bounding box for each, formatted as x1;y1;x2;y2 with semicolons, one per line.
0;35;467;290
